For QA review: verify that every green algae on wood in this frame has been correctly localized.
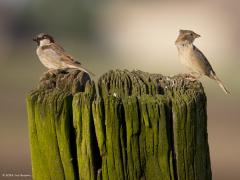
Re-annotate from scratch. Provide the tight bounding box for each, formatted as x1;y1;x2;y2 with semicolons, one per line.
26;70;92;180
72;81;98;180
26;91;76;180
27;69;211;180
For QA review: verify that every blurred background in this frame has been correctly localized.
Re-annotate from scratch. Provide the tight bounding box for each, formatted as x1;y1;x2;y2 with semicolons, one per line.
0;0;239;179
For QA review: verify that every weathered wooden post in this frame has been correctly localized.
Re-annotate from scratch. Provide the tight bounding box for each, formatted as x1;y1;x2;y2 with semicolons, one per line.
26;69;211;180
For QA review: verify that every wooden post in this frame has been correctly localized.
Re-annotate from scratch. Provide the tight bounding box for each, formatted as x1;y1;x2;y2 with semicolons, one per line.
26;69;211;180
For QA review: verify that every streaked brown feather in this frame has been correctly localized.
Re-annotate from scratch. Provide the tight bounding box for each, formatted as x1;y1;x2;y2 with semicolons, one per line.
191;45;214;76
41;43;81;65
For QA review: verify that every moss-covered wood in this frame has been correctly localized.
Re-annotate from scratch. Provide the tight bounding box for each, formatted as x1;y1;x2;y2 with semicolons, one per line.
27;69;211;180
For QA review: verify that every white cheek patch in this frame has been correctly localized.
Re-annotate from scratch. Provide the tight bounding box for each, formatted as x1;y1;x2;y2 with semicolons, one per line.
39;39;51;46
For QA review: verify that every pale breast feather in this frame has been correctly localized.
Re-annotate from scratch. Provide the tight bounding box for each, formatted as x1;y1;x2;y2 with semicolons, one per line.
177;44;194;69
37;45;63;69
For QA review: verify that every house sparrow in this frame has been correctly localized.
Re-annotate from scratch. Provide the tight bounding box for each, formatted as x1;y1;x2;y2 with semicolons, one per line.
33;33;95;76
175;29;230;94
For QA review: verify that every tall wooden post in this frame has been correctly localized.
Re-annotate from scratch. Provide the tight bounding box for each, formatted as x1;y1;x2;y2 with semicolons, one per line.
26;69;211;180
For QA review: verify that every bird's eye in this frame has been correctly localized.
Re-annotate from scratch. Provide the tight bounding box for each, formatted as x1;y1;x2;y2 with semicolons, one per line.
190;33;193;36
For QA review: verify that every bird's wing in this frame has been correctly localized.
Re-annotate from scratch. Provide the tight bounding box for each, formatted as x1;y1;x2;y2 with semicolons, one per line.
50;43;82;65
192;45;214;75
41;43;77;62
41;43;95;76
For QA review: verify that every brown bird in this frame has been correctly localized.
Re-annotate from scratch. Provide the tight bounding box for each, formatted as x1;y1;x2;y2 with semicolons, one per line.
33;33;95;76
175;29;230;94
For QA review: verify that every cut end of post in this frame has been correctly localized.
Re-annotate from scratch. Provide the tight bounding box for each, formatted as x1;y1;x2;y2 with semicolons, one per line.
98;70;204;98
36;69;94;95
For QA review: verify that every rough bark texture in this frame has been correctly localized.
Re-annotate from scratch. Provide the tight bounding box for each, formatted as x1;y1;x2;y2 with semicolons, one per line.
26;69;211;180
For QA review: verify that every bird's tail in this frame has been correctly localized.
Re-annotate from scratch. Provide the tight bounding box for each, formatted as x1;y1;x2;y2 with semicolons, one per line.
209;71;230;94
69;63;95;76
78;65;95;76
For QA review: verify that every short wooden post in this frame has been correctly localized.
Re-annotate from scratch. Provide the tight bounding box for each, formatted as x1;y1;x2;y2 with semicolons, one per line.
26;69;211;180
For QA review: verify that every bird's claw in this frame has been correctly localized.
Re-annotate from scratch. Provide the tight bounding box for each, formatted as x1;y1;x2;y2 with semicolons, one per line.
184;74;198;81
186;76;197;81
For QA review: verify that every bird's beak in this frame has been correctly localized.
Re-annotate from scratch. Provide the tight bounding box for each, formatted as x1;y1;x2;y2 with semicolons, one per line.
195;33;201;38
33;37;37;42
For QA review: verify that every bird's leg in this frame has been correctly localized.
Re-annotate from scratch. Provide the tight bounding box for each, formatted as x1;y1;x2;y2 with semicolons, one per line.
40;69;56;81
46;69;57;75
186;72;202;81
41;69;57;78
191;72;202;79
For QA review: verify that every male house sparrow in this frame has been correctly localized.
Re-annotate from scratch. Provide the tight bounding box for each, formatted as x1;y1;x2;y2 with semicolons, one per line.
175;29;230;94
33;33;95;76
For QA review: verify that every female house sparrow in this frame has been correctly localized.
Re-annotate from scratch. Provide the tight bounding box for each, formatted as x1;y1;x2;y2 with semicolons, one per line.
175;29;230;94
33;33;95;76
